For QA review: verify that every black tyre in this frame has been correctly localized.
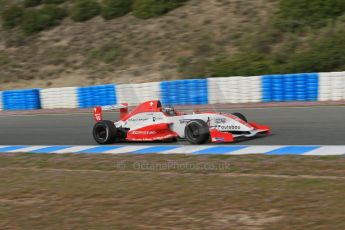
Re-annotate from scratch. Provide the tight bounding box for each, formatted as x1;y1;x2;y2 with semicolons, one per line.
93;120;117;144
185;119;210;144
232;112;247;122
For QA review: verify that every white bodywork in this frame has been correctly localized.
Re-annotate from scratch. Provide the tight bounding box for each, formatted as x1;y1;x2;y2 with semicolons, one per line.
114;111;259;138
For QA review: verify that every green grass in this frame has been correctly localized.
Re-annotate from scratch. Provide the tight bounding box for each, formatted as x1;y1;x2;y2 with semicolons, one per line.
2;153;345;229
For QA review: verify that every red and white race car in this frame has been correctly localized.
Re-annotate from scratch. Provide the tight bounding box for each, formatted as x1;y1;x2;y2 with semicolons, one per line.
92;100;270;144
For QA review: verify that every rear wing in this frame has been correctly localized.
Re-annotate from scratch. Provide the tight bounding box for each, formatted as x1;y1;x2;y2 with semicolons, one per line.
93;103;128;122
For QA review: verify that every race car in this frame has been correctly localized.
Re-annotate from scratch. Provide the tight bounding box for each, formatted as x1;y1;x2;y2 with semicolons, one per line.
92;100;270;145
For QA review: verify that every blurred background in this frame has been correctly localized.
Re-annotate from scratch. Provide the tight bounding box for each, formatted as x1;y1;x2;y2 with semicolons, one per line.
1;0;345;90
1;2;345;229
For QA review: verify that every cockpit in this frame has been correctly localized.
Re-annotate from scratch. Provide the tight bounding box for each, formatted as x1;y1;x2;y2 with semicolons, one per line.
162;106;177;116
157;101;177;116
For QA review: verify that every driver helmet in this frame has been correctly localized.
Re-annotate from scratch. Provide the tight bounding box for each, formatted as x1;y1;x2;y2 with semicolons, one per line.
162;106;176;116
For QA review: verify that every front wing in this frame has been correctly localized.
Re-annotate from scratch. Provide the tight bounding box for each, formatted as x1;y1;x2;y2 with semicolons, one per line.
210;122;270;143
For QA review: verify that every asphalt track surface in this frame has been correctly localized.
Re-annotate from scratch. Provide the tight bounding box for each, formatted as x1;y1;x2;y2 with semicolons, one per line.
0;106;344;145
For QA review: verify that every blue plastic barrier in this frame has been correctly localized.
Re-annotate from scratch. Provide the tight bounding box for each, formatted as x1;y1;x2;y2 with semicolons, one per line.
0;72;326;111
77;84;117;108
0;91;2;110
262;73;319;102
160;79;208;105
2;89;41;110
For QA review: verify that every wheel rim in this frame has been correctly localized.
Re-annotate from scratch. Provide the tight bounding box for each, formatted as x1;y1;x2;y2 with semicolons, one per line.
188;123;200;140
95;125;108;141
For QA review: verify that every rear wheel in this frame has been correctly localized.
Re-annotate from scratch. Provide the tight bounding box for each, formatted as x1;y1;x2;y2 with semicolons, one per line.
93;120;117;144
185;119;210;144
232;112;247;122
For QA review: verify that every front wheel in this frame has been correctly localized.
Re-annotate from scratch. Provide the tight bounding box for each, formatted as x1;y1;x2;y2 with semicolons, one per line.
93;120;117;144
184;119;210;144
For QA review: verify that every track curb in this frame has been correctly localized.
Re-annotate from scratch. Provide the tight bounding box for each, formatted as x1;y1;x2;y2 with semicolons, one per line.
0;145;344;156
